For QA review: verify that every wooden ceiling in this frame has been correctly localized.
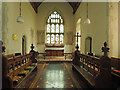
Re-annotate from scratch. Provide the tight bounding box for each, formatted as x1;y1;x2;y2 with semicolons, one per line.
30;2;81;14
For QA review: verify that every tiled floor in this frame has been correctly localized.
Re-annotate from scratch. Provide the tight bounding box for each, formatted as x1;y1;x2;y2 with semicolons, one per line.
16;62;89;89
34;63;76;88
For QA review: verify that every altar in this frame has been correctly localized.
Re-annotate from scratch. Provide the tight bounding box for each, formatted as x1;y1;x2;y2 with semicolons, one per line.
45;45;64;56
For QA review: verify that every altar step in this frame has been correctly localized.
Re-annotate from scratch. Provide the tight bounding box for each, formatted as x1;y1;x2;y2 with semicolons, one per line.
37;56;72;62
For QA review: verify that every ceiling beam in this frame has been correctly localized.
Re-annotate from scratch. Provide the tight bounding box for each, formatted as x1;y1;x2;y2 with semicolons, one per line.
30;2;81;14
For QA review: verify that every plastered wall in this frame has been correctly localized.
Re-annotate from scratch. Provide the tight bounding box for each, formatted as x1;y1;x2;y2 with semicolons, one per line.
118;2;120;57
74;2;108;56
2;2;37;54
2;2;119;57
109;2;118;57
37;2;75;53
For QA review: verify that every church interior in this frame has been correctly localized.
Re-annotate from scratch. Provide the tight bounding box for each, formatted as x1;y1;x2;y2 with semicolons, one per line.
1;1;120;89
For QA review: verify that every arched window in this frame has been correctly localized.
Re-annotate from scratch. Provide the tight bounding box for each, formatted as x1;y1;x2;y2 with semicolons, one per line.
46;11;64;44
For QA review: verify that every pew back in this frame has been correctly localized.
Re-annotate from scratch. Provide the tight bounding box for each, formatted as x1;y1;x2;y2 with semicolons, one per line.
79;54;100;77
7;53;33;79
111;57;120;70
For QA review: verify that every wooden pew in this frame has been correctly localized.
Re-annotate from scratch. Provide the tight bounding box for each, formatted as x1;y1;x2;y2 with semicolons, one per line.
38;53;46;59
7;53;35;79
72;53;100;87
2;41;13;89
111;57;120;78
64;53;73;60
72;42;112;88
2;43;38;88
5;54;14;60
111;57;120;70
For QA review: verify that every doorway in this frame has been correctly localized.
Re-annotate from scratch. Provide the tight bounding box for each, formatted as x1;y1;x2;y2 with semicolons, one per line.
22;35;26;55
85;37;92;55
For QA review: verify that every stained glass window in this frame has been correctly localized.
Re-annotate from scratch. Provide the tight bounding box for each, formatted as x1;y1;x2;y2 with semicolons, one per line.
47;24;50;33
46;11;64;44
61;19;63;23
60;24;64;33
47;34;50;43
56;24;59;33
51;24;55;33
56;34;59;44
60;34;64;44
51;34;55;44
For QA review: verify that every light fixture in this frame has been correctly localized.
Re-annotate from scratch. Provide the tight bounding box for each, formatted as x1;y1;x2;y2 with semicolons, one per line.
16;1;24;23
84;2;91;24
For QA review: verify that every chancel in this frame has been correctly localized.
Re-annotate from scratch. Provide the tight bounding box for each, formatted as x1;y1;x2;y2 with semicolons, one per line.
1;1;120;89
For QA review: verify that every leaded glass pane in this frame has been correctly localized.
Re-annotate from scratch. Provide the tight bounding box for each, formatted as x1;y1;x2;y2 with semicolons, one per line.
54;11;57;14
60;24;64;33
47;34;50;43
56;19;57;23
56;24;59;33
53;19;55;23
47;24;50;33
48;19;50;23
61;19;63;23
51;24;55;33
56;14;58;18
60;34;64;44
56;34;59;44
46;11;64;44
58;19;59;23
58;14;60;18
53;14;55;18
51;34;55;44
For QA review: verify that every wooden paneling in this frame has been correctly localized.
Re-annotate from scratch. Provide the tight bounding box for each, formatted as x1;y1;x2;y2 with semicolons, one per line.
46;50;64;56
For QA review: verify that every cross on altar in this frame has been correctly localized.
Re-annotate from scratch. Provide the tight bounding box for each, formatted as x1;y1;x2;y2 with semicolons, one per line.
74;32;81;51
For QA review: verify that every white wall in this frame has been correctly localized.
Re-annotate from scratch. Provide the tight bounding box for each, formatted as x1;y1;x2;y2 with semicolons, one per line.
2;2;37;54
37;2;75;53
76;18;81;51
109;2;118;57
3;2;119;57
0;2;2;41
74;2;108;56
118;2;120;57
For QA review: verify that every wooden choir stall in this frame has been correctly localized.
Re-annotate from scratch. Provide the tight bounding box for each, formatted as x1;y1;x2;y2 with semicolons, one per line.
72;42;120;88
2;43;38;89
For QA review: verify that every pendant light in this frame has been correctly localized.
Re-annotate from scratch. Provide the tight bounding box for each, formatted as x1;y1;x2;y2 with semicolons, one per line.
16;1;24;23
84;2;91;24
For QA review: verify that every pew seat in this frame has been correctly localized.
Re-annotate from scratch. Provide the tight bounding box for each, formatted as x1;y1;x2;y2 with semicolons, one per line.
12;76;23;85
5;52;38;87
111;67;120;78
14;64;37;88
72;64;95;87
18;70;30;77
